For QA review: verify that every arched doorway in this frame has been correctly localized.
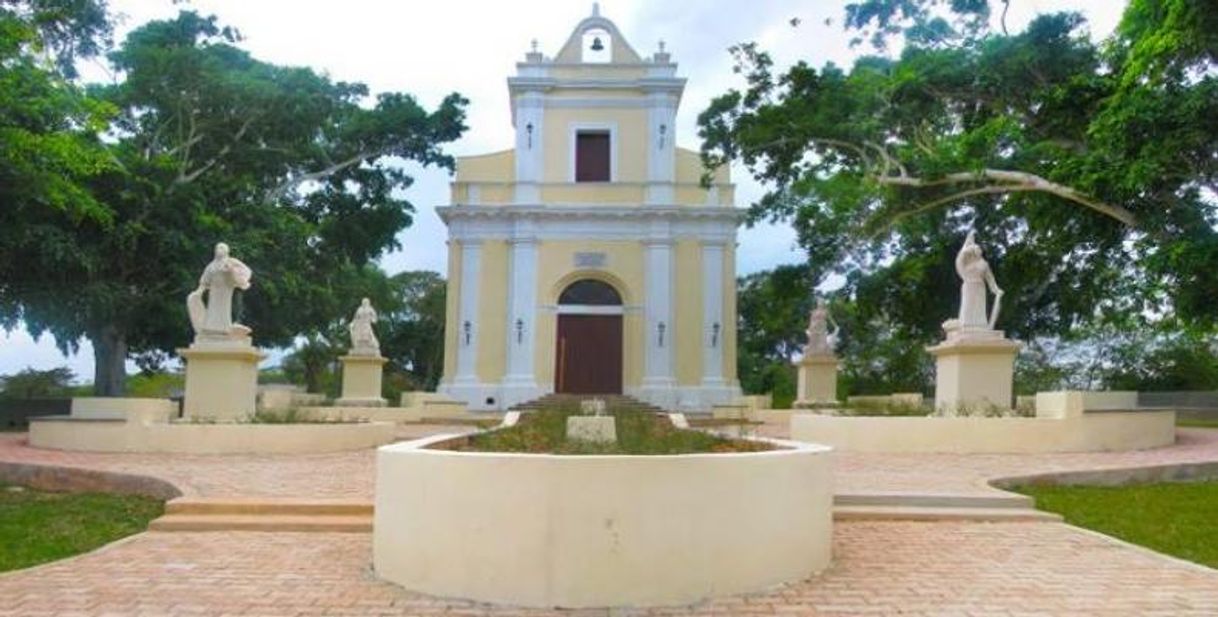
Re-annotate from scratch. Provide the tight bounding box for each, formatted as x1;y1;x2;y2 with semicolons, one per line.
555;279;623;394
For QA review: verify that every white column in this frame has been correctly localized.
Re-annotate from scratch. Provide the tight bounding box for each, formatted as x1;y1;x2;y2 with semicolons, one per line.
641;229;675;407
514;92;544;203
453;241;482;385
701;241;726;387
645;93;676;205
502;222;541;406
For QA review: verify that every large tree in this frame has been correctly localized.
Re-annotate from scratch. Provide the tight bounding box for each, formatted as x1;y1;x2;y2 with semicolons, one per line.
0;0;115;224
278;269;447;396
379;270;446;391
1;11;467;394
700;0;1218;358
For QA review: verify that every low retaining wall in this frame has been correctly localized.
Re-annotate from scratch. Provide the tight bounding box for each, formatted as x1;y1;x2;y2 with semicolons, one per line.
297;403;484;424
374;434;833;608
0;461;181;499
992;460;1218;489
29;418;397;454
789;411;1176;453
70;397;176;420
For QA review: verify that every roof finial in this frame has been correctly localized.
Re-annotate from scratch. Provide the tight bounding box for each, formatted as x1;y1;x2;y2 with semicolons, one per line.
658;39;666;53
592;2;600;17
531;38;539;52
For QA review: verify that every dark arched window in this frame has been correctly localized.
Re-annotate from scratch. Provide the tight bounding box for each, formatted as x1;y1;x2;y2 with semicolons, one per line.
558;279;622;305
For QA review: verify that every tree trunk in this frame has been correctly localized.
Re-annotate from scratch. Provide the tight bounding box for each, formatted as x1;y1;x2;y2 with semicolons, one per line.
91;325;128;396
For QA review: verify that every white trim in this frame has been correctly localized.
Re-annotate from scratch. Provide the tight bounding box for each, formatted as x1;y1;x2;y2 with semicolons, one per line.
514;91;544;202
555;305;625;315
453;242;482;384
701;242;726;386
540;98;652;109
438;205;741;244
504;234;539;387
642;237;674;388
568;122;618;183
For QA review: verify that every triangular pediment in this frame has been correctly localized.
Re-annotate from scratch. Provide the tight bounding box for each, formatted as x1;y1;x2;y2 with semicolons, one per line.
553;11;643;64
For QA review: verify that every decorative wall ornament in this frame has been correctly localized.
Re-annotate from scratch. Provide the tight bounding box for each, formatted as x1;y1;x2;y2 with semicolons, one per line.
658;123;667;149
657;321;666;347
463;320;472;346
515;318;525;344
525;122;534;149
711;322;720;348
573;251;607;268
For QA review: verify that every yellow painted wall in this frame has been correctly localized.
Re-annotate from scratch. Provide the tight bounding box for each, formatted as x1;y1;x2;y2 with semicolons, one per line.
455;150;514;182
442;241;460;382
542;108;648;183
476;241;509;384
674;239;703;386
675;148;729;185
532;240;645;390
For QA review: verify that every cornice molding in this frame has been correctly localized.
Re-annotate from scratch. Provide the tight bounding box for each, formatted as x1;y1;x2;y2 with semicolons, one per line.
438;205;742;243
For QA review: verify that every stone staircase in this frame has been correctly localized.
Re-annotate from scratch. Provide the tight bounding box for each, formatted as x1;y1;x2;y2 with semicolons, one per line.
509;393;665;414
147;490;1059;533
833;492;1062;522
149;497;373;533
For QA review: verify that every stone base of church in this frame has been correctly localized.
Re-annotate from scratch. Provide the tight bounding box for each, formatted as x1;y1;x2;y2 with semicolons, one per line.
178;340;266;422
339;355;387;407
498;379;547;411
927;332;1021;415
630;383;743;413
438;380;507;411
439;379;742;413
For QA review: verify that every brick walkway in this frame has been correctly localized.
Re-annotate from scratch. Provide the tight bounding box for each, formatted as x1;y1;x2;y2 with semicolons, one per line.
0;425;467;498
7;427;1218;501
0;523;1214;616
3;426;1218;615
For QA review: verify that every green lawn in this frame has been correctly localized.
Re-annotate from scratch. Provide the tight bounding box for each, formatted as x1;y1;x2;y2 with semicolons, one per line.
0;485;163;572
1178;418;1218;429
1015;481;1218;568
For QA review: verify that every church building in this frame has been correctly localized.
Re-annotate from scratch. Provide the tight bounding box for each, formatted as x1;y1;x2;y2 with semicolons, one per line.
437;6;742;411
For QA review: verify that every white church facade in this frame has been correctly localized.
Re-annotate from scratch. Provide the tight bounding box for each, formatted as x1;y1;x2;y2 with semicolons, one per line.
437;7;742;411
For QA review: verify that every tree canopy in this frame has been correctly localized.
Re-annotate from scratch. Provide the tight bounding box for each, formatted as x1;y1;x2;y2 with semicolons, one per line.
0;8;467;394
703;0;1218;395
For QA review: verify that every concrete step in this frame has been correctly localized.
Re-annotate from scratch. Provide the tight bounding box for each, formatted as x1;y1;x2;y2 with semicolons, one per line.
165;497;372;517
835;492;1034;510
149;513;372;533
833;505;1061;522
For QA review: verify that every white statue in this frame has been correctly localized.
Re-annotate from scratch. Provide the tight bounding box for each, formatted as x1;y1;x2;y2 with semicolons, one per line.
804;298;838;356
955;230;1003;329
187;242;253;340
349;298;380;355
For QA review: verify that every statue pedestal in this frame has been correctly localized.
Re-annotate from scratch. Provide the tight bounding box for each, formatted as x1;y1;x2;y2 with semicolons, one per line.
794;354;838;407
337;354;387;407
179;336;265;422
926;328;1020;415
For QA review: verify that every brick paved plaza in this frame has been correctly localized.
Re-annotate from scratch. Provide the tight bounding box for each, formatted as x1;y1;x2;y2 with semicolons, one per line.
2;425;1217;615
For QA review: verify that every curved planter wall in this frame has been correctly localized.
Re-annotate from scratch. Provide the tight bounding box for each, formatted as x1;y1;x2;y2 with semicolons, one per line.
789;411;1176;453
373;434;833;608
29;418;397;454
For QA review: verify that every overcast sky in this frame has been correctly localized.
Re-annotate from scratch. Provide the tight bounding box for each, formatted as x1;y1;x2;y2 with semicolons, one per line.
0;0;1125;381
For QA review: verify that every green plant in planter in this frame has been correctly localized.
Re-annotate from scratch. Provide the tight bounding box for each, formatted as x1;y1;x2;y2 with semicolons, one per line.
461;405;772;455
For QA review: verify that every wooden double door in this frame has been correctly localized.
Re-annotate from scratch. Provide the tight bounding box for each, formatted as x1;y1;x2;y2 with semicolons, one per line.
555;314;623;394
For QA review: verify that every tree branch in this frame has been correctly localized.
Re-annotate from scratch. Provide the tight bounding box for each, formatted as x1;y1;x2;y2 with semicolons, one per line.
877;169;1139;227
174;114;257;185
263;146;393;203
